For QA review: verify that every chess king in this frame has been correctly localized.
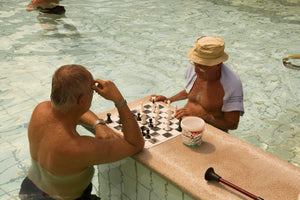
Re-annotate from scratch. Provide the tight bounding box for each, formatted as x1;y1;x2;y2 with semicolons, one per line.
150;36;244;132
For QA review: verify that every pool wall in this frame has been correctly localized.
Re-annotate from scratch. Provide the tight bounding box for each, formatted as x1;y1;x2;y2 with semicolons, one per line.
97;157;194;200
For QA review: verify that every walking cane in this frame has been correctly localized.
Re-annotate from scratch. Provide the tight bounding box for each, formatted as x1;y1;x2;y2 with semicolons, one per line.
205;167;264;200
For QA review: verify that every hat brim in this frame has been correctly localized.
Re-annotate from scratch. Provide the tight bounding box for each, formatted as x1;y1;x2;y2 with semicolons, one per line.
187;49;228;66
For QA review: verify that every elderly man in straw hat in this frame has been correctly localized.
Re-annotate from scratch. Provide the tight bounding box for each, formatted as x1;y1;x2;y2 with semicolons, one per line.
151;36;244;132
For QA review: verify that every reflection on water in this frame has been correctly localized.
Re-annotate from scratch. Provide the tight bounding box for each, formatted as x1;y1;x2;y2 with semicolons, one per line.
37;13;81;38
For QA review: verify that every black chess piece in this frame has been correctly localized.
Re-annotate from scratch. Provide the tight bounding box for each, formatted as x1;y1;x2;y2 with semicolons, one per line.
137;113;141;121
149;118;153;128
145;129;151;139
176;117;182;132
106;113;113;124
141;126;146;136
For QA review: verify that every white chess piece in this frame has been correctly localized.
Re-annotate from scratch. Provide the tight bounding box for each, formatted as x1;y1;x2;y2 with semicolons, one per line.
155;112;159;122
155;105;160;114
165;120;170;131
167;108;172;120
154;118;158;127
140;102;144;112
152;96;156;103
167;99;171;107
152;102;156;112
141;113;146;125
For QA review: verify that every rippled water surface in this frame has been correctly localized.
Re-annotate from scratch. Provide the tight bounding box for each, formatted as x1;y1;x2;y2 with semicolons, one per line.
0;0;299;199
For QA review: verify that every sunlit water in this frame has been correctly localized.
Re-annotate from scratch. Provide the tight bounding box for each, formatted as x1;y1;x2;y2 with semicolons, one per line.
0;0;299;199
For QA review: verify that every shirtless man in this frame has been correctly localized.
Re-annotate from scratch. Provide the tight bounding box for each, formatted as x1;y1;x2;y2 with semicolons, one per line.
26;0;65;14
151;36;244;131
19;65;144;199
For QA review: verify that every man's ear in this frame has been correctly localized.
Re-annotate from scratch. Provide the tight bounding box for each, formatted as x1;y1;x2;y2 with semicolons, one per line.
77;94;85;105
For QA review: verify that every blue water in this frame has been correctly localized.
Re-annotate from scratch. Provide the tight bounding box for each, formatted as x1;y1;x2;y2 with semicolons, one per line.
0;0;299;199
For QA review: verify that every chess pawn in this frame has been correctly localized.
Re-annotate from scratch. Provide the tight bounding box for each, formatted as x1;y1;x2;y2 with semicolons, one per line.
106;113;113;124
141;113;146;125
137;113;141;121
149;118;154;128
145;129;151;139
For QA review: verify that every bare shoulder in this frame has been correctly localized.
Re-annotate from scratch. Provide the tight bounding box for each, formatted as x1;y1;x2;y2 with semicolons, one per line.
31;101;51;117
30;101;51;128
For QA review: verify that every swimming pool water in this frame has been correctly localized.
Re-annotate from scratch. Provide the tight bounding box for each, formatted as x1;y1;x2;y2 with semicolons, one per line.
0;0;299;199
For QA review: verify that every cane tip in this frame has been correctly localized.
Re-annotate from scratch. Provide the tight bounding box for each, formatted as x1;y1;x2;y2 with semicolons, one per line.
204;167;221;182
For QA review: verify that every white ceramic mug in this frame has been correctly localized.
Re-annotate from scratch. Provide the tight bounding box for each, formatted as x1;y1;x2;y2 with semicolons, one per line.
181;116;205;147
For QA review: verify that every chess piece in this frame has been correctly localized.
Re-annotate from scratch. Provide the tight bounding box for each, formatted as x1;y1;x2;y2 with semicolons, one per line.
152;102;156;112
167;108;172;120
137;113;141;121
152;96;155;104
165;120;170;131
149;118;153;128
141;113;146;125
167;99;171;107
155;106;160;115
176;117;182;132
154;118;158;127
140;102;144;112
145;129;151;139
155;112;159;121
141;126;146;136
106;113;112;123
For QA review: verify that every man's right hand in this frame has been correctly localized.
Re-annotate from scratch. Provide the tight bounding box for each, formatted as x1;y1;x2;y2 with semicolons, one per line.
149;95;168;103
93;79;124;105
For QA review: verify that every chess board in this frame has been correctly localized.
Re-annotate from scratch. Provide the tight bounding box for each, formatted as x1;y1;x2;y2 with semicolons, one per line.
106;101;182;149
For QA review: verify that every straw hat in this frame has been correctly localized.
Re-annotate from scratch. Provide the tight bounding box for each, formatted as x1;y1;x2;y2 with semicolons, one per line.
187;36;228;66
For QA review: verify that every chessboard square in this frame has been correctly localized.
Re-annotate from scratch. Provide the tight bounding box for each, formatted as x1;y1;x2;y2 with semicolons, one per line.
151;127;161;131
149;138;159;144
150;132;159;137
162;132;173;138
144;104;151;109
114;125;122;130
143;110;151;114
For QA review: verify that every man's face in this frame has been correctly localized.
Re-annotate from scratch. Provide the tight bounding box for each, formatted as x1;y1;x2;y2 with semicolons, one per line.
192;62;221;74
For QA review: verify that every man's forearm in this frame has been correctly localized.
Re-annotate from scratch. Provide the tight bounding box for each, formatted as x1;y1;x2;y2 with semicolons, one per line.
169;90;188;102
117;102;144;149
79;110;98;127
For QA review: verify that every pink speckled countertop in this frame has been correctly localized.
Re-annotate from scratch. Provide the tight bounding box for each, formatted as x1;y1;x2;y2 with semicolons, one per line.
97;96;300;200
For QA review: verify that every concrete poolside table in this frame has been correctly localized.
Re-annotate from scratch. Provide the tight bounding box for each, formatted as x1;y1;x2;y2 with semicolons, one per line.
96;96;300;200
